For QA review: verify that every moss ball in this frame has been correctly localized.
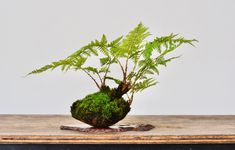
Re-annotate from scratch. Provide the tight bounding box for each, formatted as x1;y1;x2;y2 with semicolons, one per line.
71;91;130;127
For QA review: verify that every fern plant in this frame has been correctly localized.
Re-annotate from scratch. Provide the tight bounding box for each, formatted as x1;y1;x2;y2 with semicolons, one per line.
29;23;197;127
29;23;196;105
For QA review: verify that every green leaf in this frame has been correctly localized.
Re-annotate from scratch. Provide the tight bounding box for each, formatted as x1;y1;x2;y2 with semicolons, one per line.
74;57;87;68
82;67;98;74
108;36;123;47
89;48;98;56
105;76;121;84
99;47;109;57
143;42;158;59
127;71;135;80
28;64;54;75
150;66;159;75
155;56;167;66
99;66;109;73
100;57;110;66
145;70;155;75
133;78;158;92
101;34;108;44
118;22;151;57
164;55;181;63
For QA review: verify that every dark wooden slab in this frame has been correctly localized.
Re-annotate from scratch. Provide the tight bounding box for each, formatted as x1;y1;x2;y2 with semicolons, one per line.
0;115;235;144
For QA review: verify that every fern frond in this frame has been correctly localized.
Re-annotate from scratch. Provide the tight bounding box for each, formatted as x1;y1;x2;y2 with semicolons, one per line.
133;78;158;92
67;34;114;63
143;41;159;59
28;64;54;75
115;22;150;58
82;67;98;74
101;34;108;45
98;66;109;73
155;55;181;67
105;76;121;84
99;57;110;66
28;58;85;75
108;36;123;47
143;34;196;60
137;34;197;81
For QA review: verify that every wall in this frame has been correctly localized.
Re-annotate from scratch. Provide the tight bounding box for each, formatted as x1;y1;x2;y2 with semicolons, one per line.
0;0;234;114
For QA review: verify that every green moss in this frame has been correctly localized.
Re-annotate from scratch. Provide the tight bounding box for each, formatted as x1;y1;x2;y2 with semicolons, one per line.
71;91;130;127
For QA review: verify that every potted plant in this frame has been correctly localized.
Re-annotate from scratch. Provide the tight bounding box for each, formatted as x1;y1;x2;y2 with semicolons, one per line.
28;23;197;128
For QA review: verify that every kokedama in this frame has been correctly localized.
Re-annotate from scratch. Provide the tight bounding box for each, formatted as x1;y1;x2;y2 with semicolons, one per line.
28;23;197;128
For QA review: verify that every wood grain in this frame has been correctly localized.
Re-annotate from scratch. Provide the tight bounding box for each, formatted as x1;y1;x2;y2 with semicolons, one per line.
0;115;235;144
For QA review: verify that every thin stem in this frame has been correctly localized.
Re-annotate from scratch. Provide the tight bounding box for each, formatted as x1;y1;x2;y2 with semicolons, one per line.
131;50;143;75
103;63;111;85
129;93;134;105
96;72;103;84
128;66;145;106
82;69;100;89
126;93;131;103
129;92;134;106
128;79;137;106
123;58;129;83
117;59;125;79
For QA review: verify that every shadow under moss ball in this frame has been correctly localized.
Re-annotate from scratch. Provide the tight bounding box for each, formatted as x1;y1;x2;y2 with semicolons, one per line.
71;91;131;128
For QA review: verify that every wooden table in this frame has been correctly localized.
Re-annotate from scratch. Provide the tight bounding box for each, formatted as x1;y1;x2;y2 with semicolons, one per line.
0;115;235;149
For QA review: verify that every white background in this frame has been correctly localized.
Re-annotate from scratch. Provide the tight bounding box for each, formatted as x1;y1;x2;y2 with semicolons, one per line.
1;0;234;114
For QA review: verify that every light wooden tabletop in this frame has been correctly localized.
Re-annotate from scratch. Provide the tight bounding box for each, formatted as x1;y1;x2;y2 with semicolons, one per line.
0;115;235;144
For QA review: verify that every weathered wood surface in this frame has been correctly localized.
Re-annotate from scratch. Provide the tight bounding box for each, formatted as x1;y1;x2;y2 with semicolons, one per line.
0;115;235;144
